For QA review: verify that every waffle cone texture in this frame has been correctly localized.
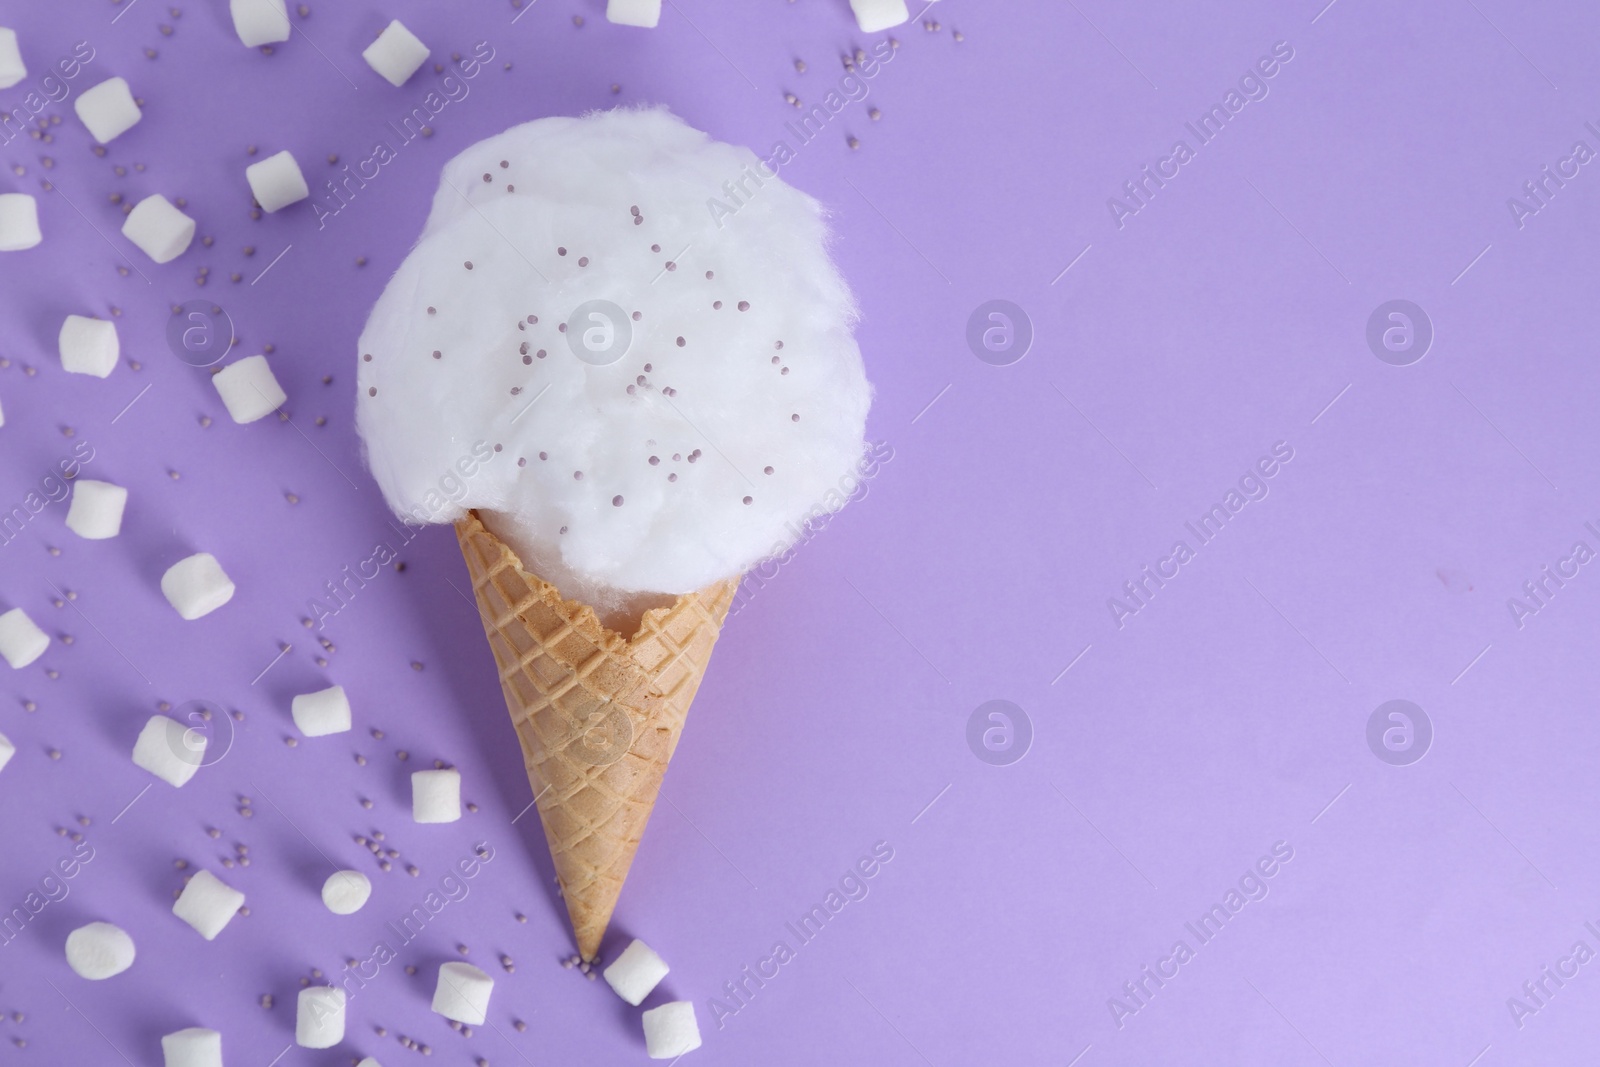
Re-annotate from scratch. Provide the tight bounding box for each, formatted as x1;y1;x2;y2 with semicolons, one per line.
455;511;737;960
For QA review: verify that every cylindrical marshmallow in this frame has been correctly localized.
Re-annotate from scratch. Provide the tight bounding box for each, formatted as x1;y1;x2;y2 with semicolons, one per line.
123;194;195;263
0;607;49;668
66;479;128;539
230;0;291;46
0;28;25;90
161;1027;223;1067
0;193;40;251
362;20;428;86
643;1001;702;1059
296;987;346;1048
431;961;493;1024
74;76;142;143
246;149;309;212
321;870;372;915
849;0;910;33
213;354;286;423
132;714;206;787
606;0;661;27
65;922;136;980
173;869;245;940
291;685;351;736
603;938;670;1006
411;768;461;823
0;730;15;774
161;553;236;620
58;314;119;377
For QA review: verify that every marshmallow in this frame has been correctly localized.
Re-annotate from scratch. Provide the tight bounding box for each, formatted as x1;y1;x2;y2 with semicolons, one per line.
123;194;195;263
161;1027;223;1067
296;987;345;1048
230;0;291;47
0;193;40;251
362;20;428;87
643;1001;702;1059
603;939;670;1006
431;962;493;1025
0;607;48;668
173;869;245;940
291;685;351;737
58;315;119;378
65;922;136;980
0;392;5;426
0;28;25;90
212;354;286;423
0;730;14;774
74;77;142;143
161;553;236;620
357;1061;381;1067
321;870;371;915
411;769;461;824
606;0;661;28
66;479;128;539
849;0;910;33
133;715;205;787
245;149;308;212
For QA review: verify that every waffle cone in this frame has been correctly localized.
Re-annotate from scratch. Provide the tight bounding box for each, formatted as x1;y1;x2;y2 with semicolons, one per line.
454;511;737;960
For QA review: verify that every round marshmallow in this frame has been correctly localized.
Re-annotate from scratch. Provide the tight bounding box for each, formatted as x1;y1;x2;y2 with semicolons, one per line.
58;314;119;378
0;730;15;774
603;938;670;1006
161;1027;223;1067
642;1000;702;1059
362;20;428;87
606;0;661;27
74;76;142;143
0;28;25;90
321;870;372;915
411;768;461;824
65;922;135;980
0;607;48;668
161;553;236;620
431;961;493;1025
291;685;351;737
173;869;245;940
212;354;286;423
0;193;40;251
230;0;290;47
123;194;195;263
66;479;128;539
132;714;206;787
295;987;345;1048
246;149;309;212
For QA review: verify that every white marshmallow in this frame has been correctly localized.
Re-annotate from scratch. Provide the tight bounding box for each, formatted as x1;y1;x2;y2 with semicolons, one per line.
230;0;291;47
291;685;351;737
321;870;372;915
0;28;25;90
603;938;670;1005
0;607;48;668
0;392;5;426
213;354;286;423
246;150;308;212
161;1027;223;1067
296;987;345;1049
161;553;236;620
0;730;14;774
606;0;661;28
58;315;119;378
431;961;493;1025
0;193;40;251
357;1060;381;1067
362;20;428;87
122;194;195;263
133;714;205;787
411;769;461;824
849;0;910;33
74;77;142;143
65;922;136;980
173;869;245;940
66;479;128;539
643;1001;702;1059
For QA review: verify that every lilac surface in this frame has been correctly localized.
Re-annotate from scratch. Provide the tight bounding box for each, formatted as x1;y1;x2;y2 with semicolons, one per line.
1;0;1599;1064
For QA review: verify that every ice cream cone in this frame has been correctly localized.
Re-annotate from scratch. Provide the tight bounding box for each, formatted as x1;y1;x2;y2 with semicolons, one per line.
454;510;738;960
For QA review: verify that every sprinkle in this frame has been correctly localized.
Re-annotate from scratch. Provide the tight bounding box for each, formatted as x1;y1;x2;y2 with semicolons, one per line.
464;261;473;270
612;496;623;507
738;300;751;311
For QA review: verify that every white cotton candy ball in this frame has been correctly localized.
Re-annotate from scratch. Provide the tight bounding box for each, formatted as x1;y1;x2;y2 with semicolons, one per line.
356;109;872;615
65;922;136;979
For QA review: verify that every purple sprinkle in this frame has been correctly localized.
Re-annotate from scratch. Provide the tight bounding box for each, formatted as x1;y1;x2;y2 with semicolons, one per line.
539;452;547;460
668;473;677;482
643;363;652;371
738;300;750;311
631;311;642;321
426;306;436;315
651;244;661;253
705;270;714;280
574;471;583;480
713;301;722;310
648;456;659;465
742;496;752;505
578;256;589;267
612;495;624;507
764;466;774;475
536;349;546;359
432;350;442;359
675;336;685;347
557;247;567;256
791;413;800;422
527;314;537;324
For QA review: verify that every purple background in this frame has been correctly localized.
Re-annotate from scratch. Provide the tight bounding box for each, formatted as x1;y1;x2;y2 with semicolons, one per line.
2;0;1599;1064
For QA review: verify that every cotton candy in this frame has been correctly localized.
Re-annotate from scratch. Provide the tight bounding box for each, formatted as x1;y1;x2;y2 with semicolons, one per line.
356;109;871;619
